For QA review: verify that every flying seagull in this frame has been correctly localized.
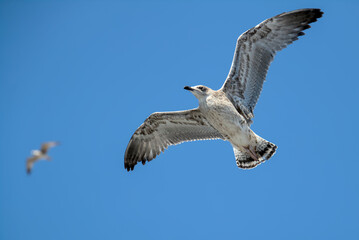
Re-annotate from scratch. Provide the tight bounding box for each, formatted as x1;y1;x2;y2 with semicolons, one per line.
124;8;323;171
26;141;59;174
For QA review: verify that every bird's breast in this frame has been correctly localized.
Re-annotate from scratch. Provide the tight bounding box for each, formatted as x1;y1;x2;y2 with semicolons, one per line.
200;96;251;146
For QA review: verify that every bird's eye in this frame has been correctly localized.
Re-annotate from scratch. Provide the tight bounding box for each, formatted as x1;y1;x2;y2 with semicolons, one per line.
198;86;205;91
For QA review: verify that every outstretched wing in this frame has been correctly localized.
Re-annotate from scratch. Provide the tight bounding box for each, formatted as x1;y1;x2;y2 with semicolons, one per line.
124;108;224;171
40;141;59;154
26;156;39;174
221;8;323;122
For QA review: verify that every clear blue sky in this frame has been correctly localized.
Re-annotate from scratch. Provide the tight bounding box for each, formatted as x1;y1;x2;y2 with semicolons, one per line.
1;1;359;239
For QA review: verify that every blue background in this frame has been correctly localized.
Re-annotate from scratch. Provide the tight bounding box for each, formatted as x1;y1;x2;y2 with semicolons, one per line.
1;1;358;239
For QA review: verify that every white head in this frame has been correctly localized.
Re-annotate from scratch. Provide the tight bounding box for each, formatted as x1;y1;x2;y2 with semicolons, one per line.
184;85;214;102
31;149;42;156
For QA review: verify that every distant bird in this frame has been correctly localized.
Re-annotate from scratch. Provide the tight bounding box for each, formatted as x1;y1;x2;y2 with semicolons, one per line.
124;9;323;171
26;141;59;174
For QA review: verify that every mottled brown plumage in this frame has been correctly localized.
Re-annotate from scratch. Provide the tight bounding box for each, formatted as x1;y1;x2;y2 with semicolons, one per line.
26;141;59;174
222;8;323;123
124;9;323;171
125;109;224;171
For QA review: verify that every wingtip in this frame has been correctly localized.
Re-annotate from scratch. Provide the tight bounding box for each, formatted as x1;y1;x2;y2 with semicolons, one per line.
313;8;324;20
282;8;324;22
124;162;136;172
315;8;324;16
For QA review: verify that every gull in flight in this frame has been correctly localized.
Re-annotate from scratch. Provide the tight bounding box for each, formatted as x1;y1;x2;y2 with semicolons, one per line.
124;9;323;171
26;141;59;174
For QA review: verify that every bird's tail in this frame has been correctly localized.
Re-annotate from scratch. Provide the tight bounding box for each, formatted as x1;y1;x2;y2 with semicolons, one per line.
255;134;277;161
234;134;277;169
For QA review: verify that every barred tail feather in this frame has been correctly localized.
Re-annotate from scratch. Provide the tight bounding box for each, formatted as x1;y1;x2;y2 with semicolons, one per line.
234;148;262;169
255;135;277;161
234;135;277;169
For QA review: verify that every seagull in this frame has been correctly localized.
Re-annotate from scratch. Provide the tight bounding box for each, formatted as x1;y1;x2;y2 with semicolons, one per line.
26;141;59;174
124;8;323;171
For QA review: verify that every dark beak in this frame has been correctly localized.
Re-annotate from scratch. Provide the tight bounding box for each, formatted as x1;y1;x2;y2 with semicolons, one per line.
184;86;193;91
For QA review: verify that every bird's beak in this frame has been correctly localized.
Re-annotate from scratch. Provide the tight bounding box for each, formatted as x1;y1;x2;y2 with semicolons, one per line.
184;86;193;91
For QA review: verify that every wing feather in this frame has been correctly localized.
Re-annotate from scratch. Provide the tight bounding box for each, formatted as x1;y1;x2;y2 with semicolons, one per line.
26;156;39;174
40;141;59;154
221;8;323;122
124;108;224;171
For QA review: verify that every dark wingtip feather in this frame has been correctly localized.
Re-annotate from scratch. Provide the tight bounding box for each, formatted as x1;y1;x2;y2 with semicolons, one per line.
305;9;324;24
302;25;311;31
280;8;324;24
289;9;323;41
314;9;324;18
125;162;137;172
124;157;137;171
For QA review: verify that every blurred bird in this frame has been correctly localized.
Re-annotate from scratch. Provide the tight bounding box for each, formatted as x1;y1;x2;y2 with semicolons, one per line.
26;141;60;174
